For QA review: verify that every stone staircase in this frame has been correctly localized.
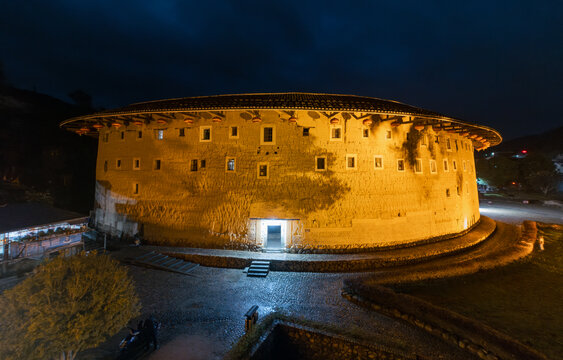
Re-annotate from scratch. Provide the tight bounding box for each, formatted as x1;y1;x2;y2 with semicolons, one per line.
247;260;271;277
132;251;199;275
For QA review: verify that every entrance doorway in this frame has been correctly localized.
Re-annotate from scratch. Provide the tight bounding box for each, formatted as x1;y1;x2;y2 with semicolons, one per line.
260;219;287;249
266;225;282;248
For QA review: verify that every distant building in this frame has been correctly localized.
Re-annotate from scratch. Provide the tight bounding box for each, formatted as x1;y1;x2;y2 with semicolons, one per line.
61;93;501;250
0;203;87;260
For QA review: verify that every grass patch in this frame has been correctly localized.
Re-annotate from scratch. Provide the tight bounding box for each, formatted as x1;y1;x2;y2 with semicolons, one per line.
392;223;563;360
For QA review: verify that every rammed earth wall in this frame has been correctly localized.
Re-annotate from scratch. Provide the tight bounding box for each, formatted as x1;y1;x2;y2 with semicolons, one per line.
93;110;480;248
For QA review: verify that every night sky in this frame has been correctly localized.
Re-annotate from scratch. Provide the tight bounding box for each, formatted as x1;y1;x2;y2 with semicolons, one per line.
1;1;562;140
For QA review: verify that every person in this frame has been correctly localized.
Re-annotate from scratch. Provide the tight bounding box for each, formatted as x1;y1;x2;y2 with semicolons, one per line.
538;236;545;251
143;316;159;350
134;233;141;246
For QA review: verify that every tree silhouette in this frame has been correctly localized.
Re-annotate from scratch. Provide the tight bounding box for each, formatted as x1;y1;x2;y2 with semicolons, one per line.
0;252;140;360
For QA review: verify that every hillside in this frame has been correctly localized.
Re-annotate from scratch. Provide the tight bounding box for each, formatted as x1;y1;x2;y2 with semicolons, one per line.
494;126;563;155
0;84;97;212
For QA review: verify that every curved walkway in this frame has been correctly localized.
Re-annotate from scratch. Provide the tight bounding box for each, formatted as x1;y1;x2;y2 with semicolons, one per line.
130;216;497;272
363;221;534;285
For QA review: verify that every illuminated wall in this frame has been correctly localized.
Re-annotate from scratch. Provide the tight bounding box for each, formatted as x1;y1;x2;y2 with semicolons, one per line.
93;110;479;249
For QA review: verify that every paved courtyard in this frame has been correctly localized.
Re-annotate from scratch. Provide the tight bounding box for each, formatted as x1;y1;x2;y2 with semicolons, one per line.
91;263;476;360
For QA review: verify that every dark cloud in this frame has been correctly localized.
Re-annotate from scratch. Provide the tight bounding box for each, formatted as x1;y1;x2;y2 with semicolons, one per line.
1;0;562;139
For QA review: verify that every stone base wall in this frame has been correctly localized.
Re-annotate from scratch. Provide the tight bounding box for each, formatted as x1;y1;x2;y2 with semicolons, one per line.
251;321;408;360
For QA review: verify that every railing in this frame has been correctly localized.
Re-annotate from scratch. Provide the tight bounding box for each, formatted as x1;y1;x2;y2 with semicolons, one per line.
4;232;85;260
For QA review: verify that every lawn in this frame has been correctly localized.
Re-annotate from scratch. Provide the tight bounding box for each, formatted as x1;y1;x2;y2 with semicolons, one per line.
392;223;563;360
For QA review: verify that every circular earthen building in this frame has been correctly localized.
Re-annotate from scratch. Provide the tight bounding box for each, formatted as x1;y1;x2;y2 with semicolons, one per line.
61;93;501;250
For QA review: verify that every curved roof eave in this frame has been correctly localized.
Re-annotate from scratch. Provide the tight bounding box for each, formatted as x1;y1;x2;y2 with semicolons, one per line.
60;92;502;148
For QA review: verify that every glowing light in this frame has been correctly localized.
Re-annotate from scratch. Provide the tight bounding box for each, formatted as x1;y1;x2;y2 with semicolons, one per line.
522;150;527;154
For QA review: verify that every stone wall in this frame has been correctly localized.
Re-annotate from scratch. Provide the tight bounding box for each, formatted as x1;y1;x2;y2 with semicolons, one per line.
250;321;409;360
93;110;480;248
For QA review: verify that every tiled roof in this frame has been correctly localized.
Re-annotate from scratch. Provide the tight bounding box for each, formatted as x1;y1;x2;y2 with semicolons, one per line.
0;203;87;234
80;93;450;118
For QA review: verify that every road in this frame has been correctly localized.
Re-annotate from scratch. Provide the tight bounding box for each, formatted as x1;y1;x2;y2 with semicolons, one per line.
479;199;563;225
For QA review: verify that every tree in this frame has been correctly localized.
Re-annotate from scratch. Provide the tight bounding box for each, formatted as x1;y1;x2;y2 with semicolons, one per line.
0;252;140;360
475;156;519;188
519;153;559;195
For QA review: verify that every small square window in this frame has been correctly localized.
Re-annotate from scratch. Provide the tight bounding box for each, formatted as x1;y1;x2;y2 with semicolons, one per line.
330;125;342;140
120;131;125;140
116;159;122;169
229;126;239;139
154;159;161;170
200;126;212;142
200;160;206;169
362;129;369;138
155;129;164;140
260;126;275;145
374;156;383;170
315;156;327;171
257;162;269;179
190;159;198;172
443;159;449;172
133;183;139;195
397;159;405;171
133;158;140;170
137;131;143;139
103;160;108;172
226;157;236;172
415;158;423;173
430;159;437;174
453;160;458;171
179;128;185;137
346;154;357;170
386;130;392;139
303;128;310;136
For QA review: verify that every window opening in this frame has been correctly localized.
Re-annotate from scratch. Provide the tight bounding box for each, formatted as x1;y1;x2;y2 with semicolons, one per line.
303;128;310;136
415;158;423;173
315;156;326;171
179;128;185;137
374;156;383;169
397;159;405;171
258;163;269;178
133;158;140;170
363;129;369;138
263;127;273;143
430;159;437;174
200;126;212;142
190;159;198;171
230;126;238;138
154;159;161;170
200;160;206;169
346;154;357;169
226;158;235;172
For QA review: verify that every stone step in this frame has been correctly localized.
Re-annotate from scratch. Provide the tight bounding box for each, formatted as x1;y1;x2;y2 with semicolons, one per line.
247;270;269;277
251;260;271;265
249;263;268;269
